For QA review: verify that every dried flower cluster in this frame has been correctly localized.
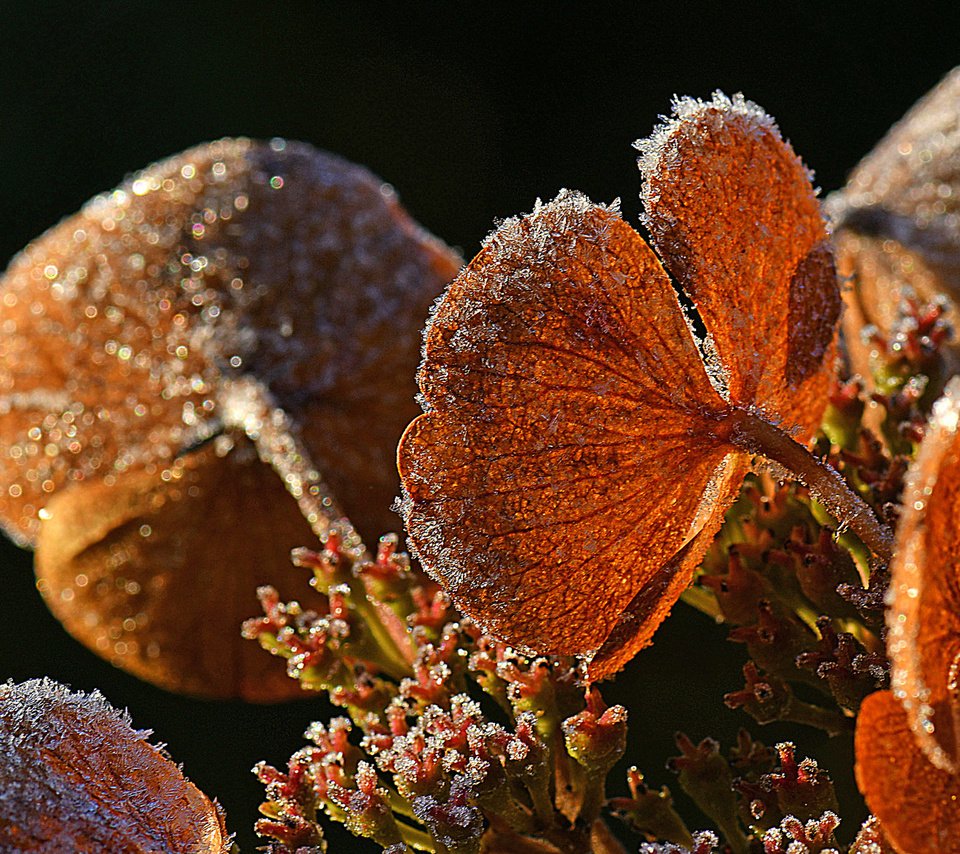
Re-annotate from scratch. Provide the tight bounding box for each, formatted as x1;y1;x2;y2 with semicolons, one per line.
245;534;631;853
2;68;960;854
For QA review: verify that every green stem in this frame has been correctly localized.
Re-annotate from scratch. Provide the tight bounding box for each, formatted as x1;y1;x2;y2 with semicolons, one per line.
526;772;558;831
589;819;629;854
394;819;436;852
578;774;607;826
347;576;415;679
680;585;723;621
781;696;853;737
381;784;418;821
722;408;893;563
713;816;749;854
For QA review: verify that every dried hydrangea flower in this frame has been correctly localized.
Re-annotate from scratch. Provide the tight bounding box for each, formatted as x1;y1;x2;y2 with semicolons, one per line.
398;93;890;682
0;678;229;852
827;66;960;382
0;138;460;698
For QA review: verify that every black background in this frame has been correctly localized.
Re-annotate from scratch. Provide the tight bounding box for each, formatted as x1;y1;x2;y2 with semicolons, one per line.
1;3;957;851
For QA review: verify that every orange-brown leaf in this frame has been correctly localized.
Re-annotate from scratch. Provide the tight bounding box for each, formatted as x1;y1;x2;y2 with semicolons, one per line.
855;690;960;854
400;193;733;657
887;377;960;771
0;678;228;852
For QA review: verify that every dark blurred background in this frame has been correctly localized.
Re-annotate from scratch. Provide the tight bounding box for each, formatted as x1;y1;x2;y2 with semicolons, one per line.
1;2;957;851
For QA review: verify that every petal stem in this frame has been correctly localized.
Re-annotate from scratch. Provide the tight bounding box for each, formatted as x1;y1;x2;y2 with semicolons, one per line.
723;408;894;562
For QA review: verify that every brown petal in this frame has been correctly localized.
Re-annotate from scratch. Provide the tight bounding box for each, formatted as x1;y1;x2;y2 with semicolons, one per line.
400;192;738;659
35;433;325;701
0;137;460;547
855;690;960;854
0;139;459;697
886;377;960;771
829;68;960;378
0;678;228;852
638;92;838;439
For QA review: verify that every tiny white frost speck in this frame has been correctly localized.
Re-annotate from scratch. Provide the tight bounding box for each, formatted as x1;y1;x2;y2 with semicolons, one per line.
930;376;960;433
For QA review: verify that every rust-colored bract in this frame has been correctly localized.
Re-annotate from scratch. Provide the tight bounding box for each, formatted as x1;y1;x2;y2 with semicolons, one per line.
399;94;839;680
0;138;460;699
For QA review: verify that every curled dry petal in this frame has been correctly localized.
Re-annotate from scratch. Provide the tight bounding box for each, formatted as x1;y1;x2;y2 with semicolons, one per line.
0;139;460;698
885;376;960;771
855;690;960;854
399;94;838;680
827;67;960;379
0;678;228;852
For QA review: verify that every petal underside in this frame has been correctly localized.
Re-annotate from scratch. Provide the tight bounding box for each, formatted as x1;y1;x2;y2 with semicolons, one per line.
400;193;733;656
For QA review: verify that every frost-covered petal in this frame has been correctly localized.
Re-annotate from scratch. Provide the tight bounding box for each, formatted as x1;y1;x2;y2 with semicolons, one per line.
0;678;228;852
638;91;839;439
400;192;740;662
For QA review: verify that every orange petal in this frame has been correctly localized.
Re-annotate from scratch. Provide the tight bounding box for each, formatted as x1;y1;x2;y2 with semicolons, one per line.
887;377;960;771
0;138;459;546
586;457;748;682
0;678;228;852
855;690;960;854
400;192;737;659
829;68;960;378
638;92;839;439
35;433;326;700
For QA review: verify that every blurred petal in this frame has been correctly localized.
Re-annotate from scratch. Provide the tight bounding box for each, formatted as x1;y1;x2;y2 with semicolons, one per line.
887;377;960;771
0;139;459;697
829;67;960;378
36;434;325;700
0;138;458;546
855;690;960;854
0;678;228;852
